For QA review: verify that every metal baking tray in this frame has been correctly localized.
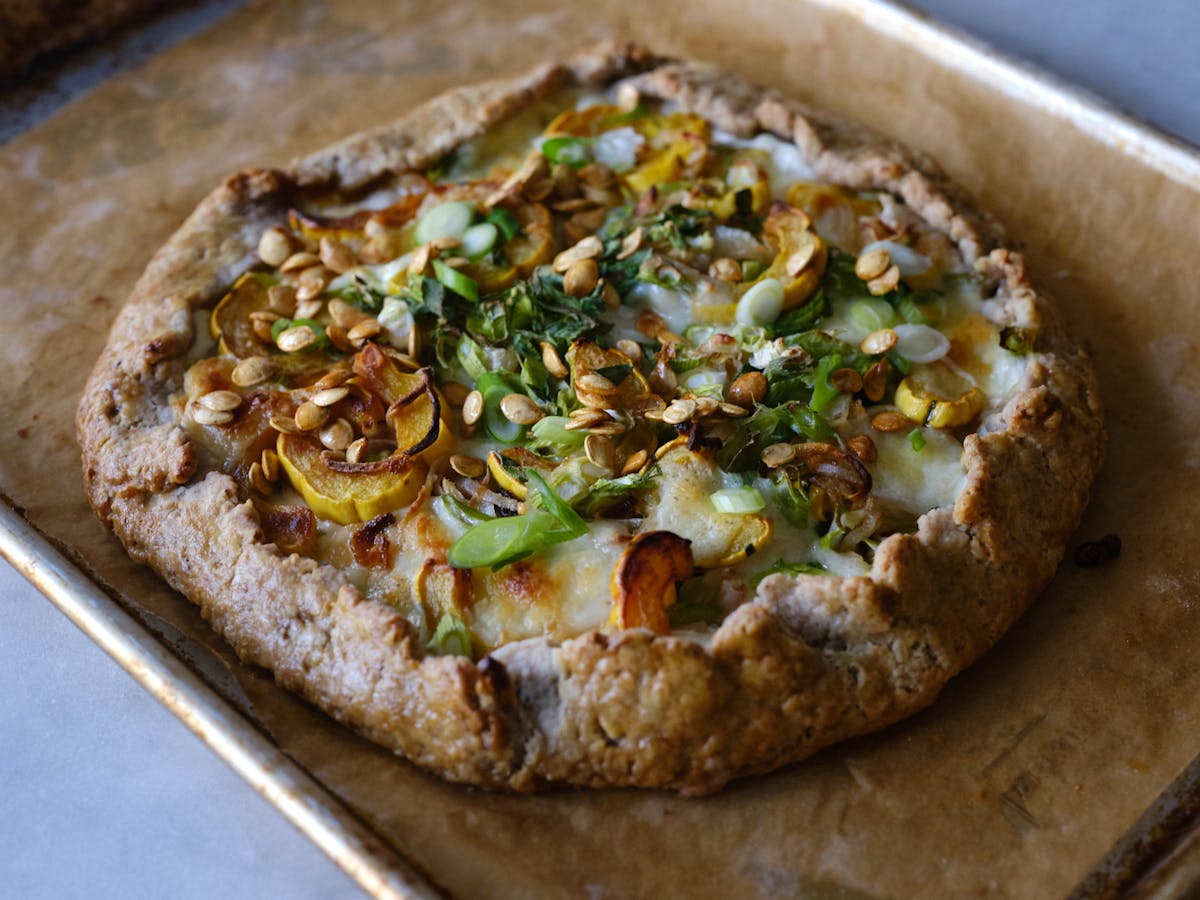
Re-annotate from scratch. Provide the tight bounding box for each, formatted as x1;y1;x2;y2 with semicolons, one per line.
3;0;1198;896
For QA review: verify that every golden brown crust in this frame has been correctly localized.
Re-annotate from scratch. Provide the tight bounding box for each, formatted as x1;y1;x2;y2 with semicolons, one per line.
76;42;1104;793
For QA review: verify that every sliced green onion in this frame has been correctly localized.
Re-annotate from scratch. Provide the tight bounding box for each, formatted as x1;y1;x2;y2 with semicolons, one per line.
541;135;592;168
455;334;487;382
460;222;499;260
894;291;935;325
525;470;587;538
485;207;521;241
413;200;475;245
447;508;560;570
848;298;897;333
893;323;949;363
527;416;586;454
438;494;490;530
426;611;474;658
475;371;525;443
710;487;766;514
736;277;785;326
908;428;927;453
447;470;586;572
432;259;479;303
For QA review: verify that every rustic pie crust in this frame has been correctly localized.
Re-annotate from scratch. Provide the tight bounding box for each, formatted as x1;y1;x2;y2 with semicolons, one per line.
77;44;1103;793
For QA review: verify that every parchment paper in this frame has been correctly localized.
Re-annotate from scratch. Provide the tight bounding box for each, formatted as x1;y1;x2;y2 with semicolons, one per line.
2;0;1198;896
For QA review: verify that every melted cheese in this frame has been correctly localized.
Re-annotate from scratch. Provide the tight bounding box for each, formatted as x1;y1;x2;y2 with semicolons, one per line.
236;98;1032;653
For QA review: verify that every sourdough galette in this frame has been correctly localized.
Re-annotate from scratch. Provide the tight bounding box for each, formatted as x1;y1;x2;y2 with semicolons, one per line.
78;44;1103;793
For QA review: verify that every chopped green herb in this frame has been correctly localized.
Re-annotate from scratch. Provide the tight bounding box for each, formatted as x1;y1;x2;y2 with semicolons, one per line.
765;470;810;527
809;353;844;413
716;402;835;472
908;428;927;453
485;206;522;241
595;363;633;384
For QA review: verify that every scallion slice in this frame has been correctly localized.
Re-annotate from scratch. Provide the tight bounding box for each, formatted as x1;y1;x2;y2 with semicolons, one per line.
735;277;785;326
447;508;561;570
848;298;897;333
711;487;767;514
413;200;475;245
432;259;480;303
426;611;474;658
541;135;592;168
475;371;525;443
528;416;586;454
460;222;499;260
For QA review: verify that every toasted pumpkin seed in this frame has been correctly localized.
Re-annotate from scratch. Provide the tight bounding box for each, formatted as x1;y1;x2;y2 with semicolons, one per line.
295;401;329;431
319;237;357;274
199;390;242;412
500;393;543;425
761;442;797;467
540;341;569;378
847;434;877;463
231;356;277;388
564;258;599;298
260;448;280;481
280;251;320;273
319;417;354;451
462;390;484;426
311;386;350;408
855;248;891;281
192;405;232;427
248;461;272;496
584;434;616;470
868;265;901;296
728;371;767;408
553;235;603;273
620;448;650;476
450;454;486;478
662;399;697;425
830;367;864;394
871;410;912;433
258;227;294;267
276;325;317;352
860;328;898;355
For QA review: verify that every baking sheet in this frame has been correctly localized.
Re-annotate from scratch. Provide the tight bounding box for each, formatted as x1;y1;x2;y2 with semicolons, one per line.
1;0;1198;897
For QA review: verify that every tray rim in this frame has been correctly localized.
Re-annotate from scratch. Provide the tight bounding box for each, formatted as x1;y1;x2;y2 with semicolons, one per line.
5;0;1200;897
0;500;444;900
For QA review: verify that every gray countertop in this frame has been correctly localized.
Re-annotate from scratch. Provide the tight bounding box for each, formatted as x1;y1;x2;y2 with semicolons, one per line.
2;2;1195;897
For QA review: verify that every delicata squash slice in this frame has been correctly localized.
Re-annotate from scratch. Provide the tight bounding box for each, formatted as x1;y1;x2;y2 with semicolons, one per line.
78;45;1103;794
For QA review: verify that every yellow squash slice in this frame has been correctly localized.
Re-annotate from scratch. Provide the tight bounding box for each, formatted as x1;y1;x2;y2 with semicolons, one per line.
276;433;427;526
609;531;695;634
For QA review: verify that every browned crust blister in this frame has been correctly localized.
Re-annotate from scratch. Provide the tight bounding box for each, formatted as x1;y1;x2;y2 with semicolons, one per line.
76;43;1104;794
